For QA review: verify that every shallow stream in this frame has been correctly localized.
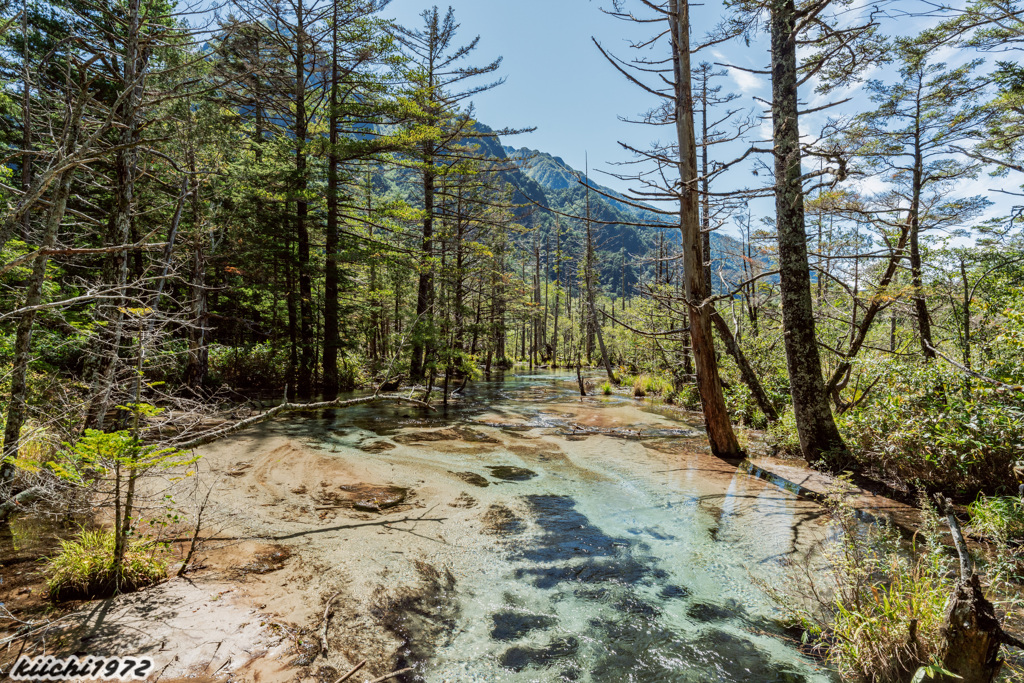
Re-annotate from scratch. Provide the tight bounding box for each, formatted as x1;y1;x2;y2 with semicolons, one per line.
302;371;839;682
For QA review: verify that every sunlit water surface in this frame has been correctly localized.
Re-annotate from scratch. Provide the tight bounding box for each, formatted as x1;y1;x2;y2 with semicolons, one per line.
302;371;838;682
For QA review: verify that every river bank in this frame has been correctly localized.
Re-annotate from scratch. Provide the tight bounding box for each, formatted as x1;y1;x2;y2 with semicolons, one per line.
1;372;919;682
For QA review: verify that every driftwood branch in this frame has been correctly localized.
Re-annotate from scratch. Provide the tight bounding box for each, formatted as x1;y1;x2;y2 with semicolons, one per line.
1001;630;1024;650
0;241;169;277
934;493;973;581
365;668;414;683
0;486;42;523
173;395;434;451
332;660;366;683
320;590;342;657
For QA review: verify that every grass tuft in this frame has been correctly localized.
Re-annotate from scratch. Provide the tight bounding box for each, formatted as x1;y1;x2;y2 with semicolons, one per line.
968;495;1024;543
46;529;166;601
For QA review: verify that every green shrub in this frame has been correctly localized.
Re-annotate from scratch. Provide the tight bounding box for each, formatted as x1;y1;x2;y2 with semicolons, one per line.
838;360;1024;494
779;498;953;683
766;409;802;457
47;529;166;601
209;342;289;390
676;384;702;411
600;381;613;395
626;373;673;398
968;495;1024;543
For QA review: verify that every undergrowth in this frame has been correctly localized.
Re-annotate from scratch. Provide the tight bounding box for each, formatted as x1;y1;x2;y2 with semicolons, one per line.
771;490;1024;682
774;495;953;683
47;529;167;601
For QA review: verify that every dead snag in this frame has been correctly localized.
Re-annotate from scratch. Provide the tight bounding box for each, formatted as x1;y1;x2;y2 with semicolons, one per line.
932;494;1023;683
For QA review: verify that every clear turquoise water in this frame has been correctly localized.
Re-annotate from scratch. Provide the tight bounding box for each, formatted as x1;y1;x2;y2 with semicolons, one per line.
309;371;838;682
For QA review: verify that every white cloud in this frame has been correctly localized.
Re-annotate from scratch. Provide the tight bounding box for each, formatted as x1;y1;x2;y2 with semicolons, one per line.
728;67;764;96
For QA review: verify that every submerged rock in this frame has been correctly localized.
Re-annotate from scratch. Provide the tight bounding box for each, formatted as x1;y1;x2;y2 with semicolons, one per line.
239;545;292;575
482;504;525;535
448;492;478;508
372;560;459;677
392;429;460;444
358;440;396;453
490;611;557;641
499;636;579;672
658;584;690;600
451;471;490;487
686;598;742;622
335;484;409;512
486;465;537;481
452;426;500;443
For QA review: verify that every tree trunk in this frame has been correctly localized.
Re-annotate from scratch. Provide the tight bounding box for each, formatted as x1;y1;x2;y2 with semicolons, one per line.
185;238;209;389
323;8;341;400
19;0;31;243
294;2;314;399
935;577;1005;683
910;110;936;361
84;0;147;429
961;258;971;369
1;166;75;492
710;309;779;423
670;0;741;458
584;173;615;383
552;221;561;367
933;494;1009;683
768;0;847;463
410;143;435;381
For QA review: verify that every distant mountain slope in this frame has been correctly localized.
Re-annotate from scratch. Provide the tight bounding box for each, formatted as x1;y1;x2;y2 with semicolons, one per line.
375;124;752;295
504;145;751;292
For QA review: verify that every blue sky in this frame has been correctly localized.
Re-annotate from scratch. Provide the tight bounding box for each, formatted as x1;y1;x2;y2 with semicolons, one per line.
381;0;1020;240
383;0;689;193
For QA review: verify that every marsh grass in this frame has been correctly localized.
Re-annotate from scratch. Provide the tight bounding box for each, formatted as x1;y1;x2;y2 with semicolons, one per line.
620;374;673;398
968;495;1024;543
47;529;167;601
772;495;955;683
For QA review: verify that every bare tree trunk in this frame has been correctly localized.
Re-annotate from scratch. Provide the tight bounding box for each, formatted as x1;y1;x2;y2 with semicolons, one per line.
85;0;147;429
670;0;741;458
185;237;209;389
19;0;31;243
768;0;847;463
932;494;1015;683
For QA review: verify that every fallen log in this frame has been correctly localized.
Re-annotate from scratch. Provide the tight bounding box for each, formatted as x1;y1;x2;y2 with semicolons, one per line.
0;486;41;523
173;394;434;451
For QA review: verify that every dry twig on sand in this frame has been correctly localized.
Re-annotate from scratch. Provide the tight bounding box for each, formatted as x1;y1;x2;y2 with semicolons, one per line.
332;659;366;683
320;590;342;656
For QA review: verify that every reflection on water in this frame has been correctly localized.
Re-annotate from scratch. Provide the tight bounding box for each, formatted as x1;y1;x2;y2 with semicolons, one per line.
312;371;838;682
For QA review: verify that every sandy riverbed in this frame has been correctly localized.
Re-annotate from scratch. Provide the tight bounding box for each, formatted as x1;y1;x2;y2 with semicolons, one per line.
0;383;920;683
